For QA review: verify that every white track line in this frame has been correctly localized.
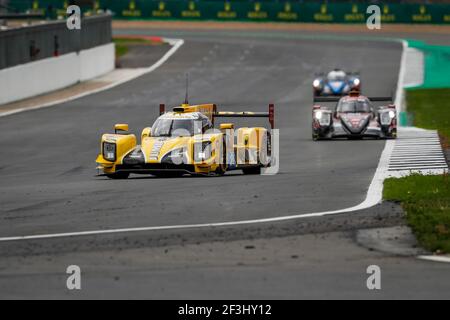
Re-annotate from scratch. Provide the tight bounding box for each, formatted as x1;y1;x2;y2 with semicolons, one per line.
418;255;450;264
0;38;407;242
0;139;395;242
0;38;185;118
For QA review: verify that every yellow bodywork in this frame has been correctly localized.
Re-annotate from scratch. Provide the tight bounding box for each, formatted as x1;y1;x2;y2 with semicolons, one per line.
96;103;270;177
96;133;137;174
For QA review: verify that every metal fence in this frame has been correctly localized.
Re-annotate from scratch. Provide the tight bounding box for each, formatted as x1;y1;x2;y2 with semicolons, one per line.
0;13;111;70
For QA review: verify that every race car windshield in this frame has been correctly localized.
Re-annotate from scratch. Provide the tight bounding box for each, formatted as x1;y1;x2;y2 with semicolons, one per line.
337;100;372;113
152;119;202;137
327;71;346;81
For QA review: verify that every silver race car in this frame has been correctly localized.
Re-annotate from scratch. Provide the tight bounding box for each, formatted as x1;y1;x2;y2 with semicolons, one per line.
312;91;397;140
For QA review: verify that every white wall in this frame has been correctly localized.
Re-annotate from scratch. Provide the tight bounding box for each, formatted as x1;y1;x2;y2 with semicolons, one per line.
0;43;115;105
79;43;115;82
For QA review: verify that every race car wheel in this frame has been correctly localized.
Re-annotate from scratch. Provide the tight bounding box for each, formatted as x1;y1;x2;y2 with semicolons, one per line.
243;167;261;175
312;132;319;141
106;172;130;180
259;131;272;167
153;172;184;178
215;138;227;176
391;129;397;139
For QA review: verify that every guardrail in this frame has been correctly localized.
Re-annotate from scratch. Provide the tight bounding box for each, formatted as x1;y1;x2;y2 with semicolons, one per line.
0;13;111;70
7;1;450;24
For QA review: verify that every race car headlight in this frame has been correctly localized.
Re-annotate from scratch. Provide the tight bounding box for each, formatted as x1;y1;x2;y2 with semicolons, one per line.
315;111;323;120
313;79;321;88
380;112;392;125
103;142;116;162
194;141;212;162
353;78;360;86
314;111;331;126
389;110;396;119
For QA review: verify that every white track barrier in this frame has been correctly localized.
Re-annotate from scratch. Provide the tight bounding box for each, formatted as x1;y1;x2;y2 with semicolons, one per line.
0;43;115;105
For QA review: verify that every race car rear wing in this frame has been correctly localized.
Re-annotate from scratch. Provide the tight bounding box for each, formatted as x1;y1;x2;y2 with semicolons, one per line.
314;71;360;77
213;104;275;129
313;97;392;103
159;103;275;129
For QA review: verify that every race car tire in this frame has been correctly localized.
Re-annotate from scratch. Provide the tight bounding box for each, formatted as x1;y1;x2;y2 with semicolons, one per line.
243;166;261;175
312;132;320;141
215;138;227;175
152;172;185;178
391;129;398;139
106;172;130;179
259;131;272;167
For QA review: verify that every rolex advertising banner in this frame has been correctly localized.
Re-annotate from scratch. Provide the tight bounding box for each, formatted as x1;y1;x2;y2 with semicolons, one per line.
8;1;450;24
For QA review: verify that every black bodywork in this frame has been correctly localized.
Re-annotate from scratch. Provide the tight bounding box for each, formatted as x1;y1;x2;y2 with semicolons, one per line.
312;96;397;140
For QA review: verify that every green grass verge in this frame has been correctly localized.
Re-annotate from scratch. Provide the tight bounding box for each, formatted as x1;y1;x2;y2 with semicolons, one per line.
115;44;129;58
113;37;155;45
113;37;160;58
384;174;450;253
406;88;450;141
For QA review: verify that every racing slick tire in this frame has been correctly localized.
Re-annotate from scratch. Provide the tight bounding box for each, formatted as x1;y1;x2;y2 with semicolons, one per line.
390;129;398;139
106;172;130;180
243;132;271;174
215;138;228;176
312;132;320;141
152;172;185;178
243;167;261;175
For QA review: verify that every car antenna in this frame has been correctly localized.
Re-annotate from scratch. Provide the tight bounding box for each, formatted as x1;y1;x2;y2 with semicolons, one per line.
184;73;189;105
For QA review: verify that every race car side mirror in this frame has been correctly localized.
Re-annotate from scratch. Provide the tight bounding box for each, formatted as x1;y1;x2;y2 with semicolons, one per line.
220;123;234;130
115;124;129;134
141;127;152;140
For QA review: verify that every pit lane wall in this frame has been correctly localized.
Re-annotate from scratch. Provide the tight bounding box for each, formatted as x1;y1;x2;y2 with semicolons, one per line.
9;0;450;24
0;14;114;105
0;42;114;105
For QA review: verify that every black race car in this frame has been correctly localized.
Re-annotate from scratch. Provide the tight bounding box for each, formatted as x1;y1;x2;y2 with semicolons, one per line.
312;91;397;140
312;69;361;96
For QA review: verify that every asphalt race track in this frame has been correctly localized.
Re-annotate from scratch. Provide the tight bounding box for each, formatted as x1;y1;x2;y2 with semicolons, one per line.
0;29;449;299
0;35;396;235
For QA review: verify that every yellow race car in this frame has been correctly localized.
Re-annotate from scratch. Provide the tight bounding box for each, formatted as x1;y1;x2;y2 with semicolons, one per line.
96;103;275;179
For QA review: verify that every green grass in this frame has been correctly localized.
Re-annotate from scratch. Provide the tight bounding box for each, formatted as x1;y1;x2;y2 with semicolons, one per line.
384;174;450;253
115;44;129;58
406;88;450;141
113;37;158;58
398;85;450;253
113;37;154;45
